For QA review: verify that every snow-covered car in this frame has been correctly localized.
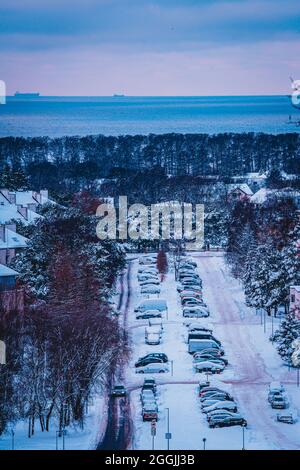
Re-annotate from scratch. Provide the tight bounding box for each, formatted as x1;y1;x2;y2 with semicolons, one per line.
139;256;157;265
195;354;228;365
179;260;197;268
149;318;163;329
209;416;247;428
269;382;285;394
139;279;160;286
200;392;232;403
142;405;158;421
276;412;297;424
138;267;158;274
194;360;225;373
141;285;161;294
177;284;202;293
183;306;209;318
270;396;289;409
180;290;202;299
141;389;155;401
138;274;158;282
135;299;167;313
202;400;238;414
188;339;223;355
188;324;213;334
146;325;162;337
194;348;224;358
206;410;243;422
135;356;165;368
145;333;161;345
199;386;226;397
135;362;169;374
136;310;162;320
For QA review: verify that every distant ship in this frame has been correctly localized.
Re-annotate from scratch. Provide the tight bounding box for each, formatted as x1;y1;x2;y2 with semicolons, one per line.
113;94;125;97
14;91;40;98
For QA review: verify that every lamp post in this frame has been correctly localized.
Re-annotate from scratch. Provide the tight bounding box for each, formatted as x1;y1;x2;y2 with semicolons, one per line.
242;423;246;450
202;437;207;450
165;407;170;450
11;430;15;450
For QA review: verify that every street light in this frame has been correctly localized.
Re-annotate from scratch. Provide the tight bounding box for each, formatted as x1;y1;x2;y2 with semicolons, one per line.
165;407;171;450
202;437;207;450
242;423;246;450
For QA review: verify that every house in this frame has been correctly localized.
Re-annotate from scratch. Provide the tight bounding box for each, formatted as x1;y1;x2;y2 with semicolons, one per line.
0;224;28;265
0;264;24;315
290;286;300;320
0;203;42;225
251;188;300;208
227;184;253;202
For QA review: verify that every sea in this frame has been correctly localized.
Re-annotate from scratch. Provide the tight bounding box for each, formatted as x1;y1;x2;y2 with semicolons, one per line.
0;95;299;138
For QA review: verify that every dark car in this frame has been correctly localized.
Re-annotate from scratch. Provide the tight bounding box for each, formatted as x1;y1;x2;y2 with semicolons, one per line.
111;385;127;398
140;353;168;363
209;416;247;428
142;378;157;394
135;357;164;368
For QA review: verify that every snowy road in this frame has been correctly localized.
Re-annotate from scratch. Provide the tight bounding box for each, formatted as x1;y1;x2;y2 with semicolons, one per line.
124;253;300;450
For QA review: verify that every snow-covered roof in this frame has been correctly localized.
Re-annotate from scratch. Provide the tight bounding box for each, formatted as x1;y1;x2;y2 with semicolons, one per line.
0;264;18;277
0;228;28;249
0;205;43;225
250;188;269;204
15;191;38;206
290;286;300;292
228;184;253;196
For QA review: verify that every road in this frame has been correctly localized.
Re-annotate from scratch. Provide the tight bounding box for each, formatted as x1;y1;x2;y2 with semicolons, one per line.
195;254;300;450
123;252;300;450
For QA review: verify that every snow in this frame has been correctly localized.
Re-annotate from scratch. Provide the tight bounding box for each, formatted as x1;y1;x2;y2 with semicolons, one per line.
0;227;28;249
0;264;19;276
124;252;300;450
0;395;106;450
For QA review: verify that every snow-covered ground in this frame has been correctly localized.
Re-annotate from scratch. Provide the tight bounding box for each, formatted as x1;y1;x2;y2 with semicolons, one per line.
125;252;300;450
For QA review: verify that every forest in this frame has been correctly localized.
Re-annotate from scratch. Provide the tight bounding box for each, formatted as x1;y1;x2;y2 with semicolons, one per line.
0;133;299;193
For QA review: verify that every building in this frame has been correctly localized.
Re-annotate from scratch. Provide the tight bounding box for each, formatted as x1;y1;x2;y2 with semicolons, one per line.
290;286;300;320
227;184;253;202
0;264;24;316
0;223;28;265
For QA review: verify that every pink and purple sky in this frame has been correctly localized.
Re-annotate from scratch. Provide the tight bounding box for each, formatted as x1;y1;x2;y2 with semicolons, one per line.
0;0;299;96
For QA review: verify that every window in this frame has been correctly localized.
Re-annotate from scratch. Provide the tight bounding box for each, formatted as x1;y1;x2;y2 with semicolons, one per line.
291;294;295;303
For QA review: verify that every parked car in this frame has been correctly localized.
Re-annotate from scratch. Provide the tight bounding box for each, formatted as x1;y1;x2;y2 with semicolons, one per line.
209;416;247;428
200;392;233;403
188;324;212;334
136;310;162;320
135;299;167;313
141;285;161;294
141;389;156;401
207;410;242;421
188;339;223;355
138;353;168;363
149;318;163;329
195;353;228;365
269;381;285;394
199;387;226;396
202;400;238;414
138;274;158;282
140;279;160;286
194;360;225;373
145;333;161;345
142;405;158;421
270;396;288;409
194;348;224;358
183;307;209;318
135;357;164;368
188;332;221;346
136;362;169;374
276;412;297;424
142;378;157;394
111;385;127;397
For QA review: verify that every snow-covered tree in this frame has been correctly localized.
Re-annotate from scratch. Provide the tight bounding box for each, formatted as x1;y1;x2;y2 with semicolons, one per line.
276;313;300;364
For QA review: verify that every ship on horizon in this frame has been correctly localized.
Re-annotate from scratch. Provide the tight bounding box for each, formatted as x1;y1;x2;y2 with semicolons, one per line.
113;93;125;97
14;91;40;98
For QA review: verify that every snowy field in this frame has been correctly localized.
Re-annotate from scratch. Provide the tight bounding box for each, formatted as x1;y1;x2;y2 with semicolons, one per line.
125;253;300;450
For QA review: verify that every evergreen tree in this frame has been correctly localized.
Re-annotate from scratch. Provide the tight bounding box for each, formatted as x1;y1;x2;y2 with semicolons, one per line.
276;313;300;364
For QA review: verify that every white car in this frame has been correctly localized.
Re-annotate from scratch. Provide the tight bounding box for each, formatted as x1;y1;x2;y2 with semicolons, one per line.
135;299;167;313
136;310;162;320
202;400;238;414
183;306;209;318
141;285;161;294
194;360;225;373
145;333;161;345
136;362;169;374
140;279;160;286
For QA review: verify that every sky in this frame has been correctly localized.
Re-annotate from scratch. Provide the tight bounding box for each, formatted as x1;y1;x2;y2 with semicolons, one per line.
0;0;299;96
